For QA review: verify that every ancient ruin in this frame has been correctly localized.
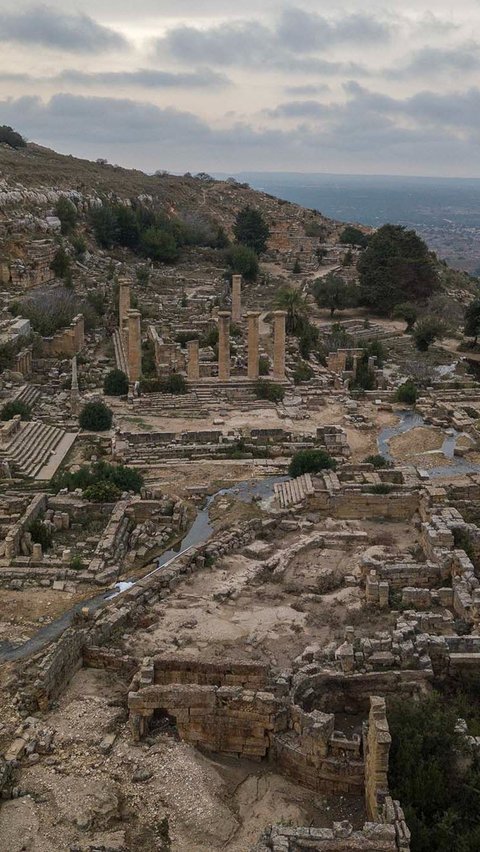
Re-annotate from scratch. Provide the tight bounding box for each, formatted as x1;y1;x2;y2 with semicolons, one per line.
1;138;480;852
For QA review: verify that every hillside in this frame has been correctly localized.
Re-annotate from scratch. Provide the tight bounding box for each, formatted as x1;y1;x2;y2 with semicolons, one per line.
0;142;348;270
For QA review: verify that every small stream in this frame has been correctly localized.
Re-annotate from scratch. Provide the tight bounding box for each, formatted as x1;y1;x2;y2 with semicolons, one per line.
0;475;286;664
377;409;480;478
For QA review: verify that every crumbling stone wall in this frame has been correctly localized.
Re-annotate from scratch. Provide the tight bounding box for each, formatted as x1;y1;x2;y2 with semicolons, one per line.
41;313;84;357
365;697;391;821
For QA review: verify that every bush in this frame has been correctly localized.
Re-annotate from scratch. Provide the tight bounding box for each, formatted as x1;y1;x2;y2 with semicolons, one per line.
162;373;187;394
292;360;314;384
389;692;480;852
414;316;446;351
289;449;336;477
395;381;418;405
103;369;128;396
259;355;270;376
55;197;78;235
28;519;52;551
70;233;87;258
50;246;71;280
225;245;259;282
365;483;394;494
83;481;121;502
0;400;31;421
140;227;179;263
254;380;285;403
339;225;369;248
70;556;84;571
392;302;417;331
364;454;390;468
0;125;26;149
54;461;143;494
79;401;113;431
11;288;99;336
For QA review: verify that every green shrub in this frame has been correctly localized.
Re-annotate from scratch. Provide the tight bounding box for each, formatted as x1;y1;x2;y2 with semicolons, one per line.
79;401;113;431
83;481;122;502
70;555;84;571
389;692;480;852
50;246;71;280
225;245;259;282
0;400;31;421
395;381;418;405
103;369;128;396
163;373;187;394
70;233;87;258
175;331;200;346
289;449;336;477
364;454;390;468
28;519;52;551
292;360;314;384
0;125;26;149
253;380;285;403
365;483;394;494
54;461;143;494
259;355;270;376
55;197;78;235
413;316;445;351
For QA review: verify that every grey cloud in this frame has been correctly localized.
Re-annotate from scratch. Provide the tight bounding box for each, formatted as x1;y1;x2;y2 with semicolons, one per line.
0;67;230;89
0;4;127;52
155;9;383;75
276;7;390;52
386;42;480;79
0;87;478;176
266;100;331;119
284;84;330;96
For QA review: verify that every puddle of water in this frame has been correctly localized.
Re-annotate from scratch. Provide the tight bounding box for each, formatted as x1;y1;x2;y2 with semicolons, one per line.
377;409;480;478
0;475;287;663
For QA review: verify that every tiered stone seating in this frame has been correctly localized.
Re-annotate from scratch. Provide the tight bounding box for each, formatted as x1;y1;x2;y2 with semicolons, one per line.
2;421;71;478
13;384;41;408
274;474;315;508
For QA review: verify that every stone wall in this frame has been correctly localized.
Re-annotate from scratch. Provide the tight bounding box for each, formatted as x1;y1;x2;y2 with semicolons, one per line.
41;314;84;357
365;697;391;821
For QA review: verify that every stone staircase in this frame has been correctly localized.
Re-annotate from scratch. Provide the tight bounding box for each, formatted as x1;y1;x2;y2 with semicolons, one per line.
274;474;315;508
13;384;41;408
113;330;128;376
2;421;75;479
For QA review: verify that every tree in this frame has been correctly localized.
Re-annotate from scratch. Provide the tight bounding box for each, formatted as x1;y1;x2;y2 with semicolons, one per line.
289;449;336;477
339;226;369;248
396;381;418;404
0;125;26;149
464;298;480;345
313;273;355;317
50;247;71;280
392;302;418;331
79;401;113;431
358;224;438;314
103;369;129;396
140;227;179;263
274;286;308;334
0;400;31;421
55;197;77;235
225;245;259;282
89;205;118;248
413;316;445;351
233;206;270;255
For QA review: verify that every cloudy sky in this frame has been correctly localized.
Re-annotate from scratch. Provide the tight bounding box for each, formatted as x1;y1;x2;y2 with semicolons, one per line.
0;0;480;176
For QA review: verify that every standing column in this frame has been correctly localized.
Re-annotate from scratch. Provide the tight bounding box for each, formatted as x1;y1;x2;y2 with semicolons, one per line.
247;311;261;380
119;278;131;332
71;355;80;414
273;310;287;380
217;311;231;382
127;309;142;383
231;274;242;324
187;339;200;381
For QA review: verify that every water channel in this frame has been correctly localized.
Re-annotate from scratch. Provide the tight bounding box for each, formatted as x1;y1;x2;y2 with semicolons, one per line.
377;408;480;478
0;475;286;663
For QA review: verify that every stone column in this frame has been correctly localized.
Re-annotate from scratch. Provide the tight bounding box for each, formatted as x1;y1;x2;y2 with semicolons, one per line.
273;310;287;380
231;274;242;324
71;355;80;414
217;311;231;382
119;278;131;332
127;310;142;383
247;311;261;380
187;339;200;381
